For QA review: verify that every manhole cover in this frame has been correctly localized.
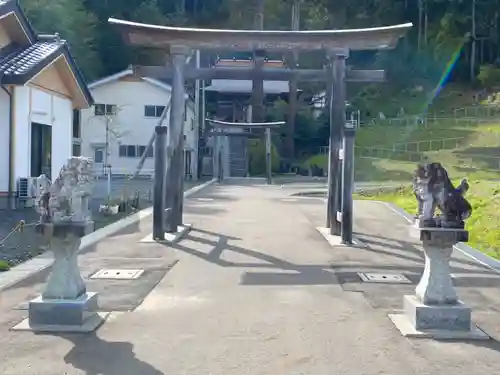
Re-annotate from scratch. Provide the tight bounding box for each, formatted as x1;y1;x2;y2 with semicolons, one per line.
358;272;411;284
90;269;144;280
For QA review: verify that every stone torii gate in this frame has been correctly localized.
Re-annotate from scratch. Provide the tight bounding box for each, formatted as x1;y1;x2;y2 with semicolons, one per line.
109;18;412;243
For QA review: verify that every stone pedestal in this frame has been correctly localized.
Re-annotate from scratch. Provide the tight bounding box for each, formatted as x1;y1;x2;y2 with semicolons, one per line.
389;227;489;340
140;224;192;243
42;222;93;300
12;221;108;333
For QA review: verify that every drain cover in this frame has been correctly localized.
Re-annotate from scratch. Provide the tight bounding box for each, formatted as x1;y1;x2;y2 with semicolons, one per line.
90;269;144;280
358;272;411;284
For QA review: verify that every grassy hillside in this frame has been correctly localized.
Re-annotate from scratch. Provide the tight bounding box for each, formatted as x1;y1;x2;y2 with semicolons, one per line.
354;181;500;260
304;119;500;182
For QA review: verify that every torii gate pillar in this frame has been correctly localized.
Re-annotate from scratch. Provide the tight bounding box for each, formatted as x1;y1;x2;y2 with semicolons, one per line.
165;45;188;233
326;49;348;237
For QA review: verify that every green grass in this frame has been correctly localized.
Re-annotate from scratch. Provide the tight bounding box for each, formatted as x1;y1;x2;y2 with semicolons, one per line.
354;83;479;118
303;119;500;182
0;260;10;271
354;181;500;259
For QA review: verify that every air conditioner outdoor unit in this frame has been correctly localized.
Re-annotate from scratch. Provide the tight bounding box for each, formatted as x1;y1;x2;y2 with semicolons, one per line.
17;177;39;207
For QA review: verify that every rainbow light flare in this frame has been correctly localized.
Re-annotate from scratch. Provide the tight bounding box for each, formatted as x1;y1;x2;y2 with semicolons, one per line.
424;44;464;115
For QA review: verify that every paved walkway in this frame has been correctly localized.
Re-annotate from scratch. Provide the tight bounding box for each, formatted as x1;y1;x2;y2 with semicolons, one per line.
1;181;500;374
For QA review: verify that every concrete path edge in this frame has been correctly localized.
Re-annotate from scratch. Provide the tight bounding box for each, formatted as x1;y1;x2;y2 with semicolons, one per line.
378;200;500;275
0;178;217;292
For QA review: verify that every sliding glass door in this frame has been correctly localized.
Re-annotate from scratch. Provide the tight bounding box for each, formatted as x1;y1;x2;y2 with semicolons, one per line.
31;122;52;179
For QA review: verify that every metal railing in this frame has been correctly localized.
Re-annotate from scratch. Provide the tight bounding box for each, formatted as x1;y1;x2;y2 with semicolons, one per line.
356;147;500;168
319;137;466;156
368;115;491;128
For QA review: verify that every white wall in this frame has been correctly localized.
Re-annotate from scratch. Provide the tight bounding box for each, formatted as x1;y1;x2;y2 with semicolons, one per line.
81;78;197;176
12;86;73;183
52;95;72;177
13;86;30;181
0;88;10;192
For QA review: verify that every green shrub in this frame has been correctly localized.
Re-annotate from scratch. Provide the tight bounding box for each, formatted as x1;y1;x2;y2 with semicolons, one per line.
0;260;10;271
248;139;280;176
478;65;500;88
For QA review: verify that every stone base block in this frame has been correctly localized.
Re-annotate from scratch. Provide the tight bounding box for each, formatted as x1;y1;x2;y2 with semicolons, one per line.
140;224;192;243
12;313;109;333
409;226;469;244
11;293;108;333
405;295;470;331
316;227;365;247
388;295;489;340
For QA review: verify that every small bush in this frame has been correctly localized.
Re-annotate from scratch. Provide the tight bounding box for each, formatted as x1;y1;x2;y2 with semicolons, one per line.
0;260;10;271
478;65;500;88
248;139;280;176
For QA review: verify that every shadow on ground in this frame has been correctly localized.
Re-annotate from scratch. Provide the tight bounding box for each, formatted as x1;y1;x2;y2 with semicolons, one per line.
166;228;338;286
165;227;500;288
354;231;486;270
37;333;165;375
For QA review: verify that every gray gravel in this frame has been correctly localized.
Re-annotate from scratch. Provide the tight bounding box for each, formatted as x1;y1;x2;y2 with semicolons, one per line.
0;177;199;268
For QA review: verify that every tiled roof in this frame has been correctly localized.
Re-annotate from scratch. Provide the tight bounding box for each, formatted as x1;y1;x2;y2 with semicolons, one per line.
0;41;63;77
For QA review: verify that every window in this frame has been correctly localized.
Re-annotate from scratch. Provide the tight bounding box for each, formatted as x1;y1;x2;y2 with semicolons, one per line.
138;145;146;156
184;150;192;178
94;147;104;163
94;103;117;116
119;145;136;157
119;145;154;158
144;105;166;118
119;145;127;157
72;143;81;156
127;145;136;157
72;110;81;138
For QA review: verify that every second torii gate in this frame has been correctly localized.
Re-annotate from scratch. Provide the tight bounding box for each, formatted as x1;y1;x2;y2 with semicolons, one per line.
109;18;412;243
206;118;285;184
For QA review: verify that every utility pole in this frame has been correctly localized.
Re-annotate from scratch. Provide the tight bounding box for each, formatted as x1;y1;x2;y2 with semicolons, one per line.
194;49;201;180
285;0;300;164
417;0;423;51
105;117;111;199
252;0;269;181
471;0;477;82
252;0;265;124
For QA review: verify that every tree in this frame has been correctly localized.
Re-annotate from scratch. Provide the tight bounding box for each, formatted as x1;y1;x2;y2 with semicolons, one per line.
87;106;129;167
21;0;102;80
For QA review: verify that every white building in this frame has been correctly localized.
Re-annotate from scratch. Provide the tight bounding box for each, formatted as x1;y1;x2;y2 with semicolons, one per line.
80;69;197;179
0;0;93;208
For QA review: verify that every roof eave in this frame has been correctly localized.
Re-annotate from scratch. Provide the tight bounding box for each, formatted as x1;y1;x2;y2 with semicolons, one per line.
1;72;27;85
61;46;93;106
0;0;37;44
88;68;134;89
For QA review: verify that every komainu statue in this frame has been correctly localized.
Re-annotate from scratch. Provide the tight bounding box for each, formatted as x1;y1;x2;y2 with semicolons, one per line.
412;162;472;228
34;157;94;223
